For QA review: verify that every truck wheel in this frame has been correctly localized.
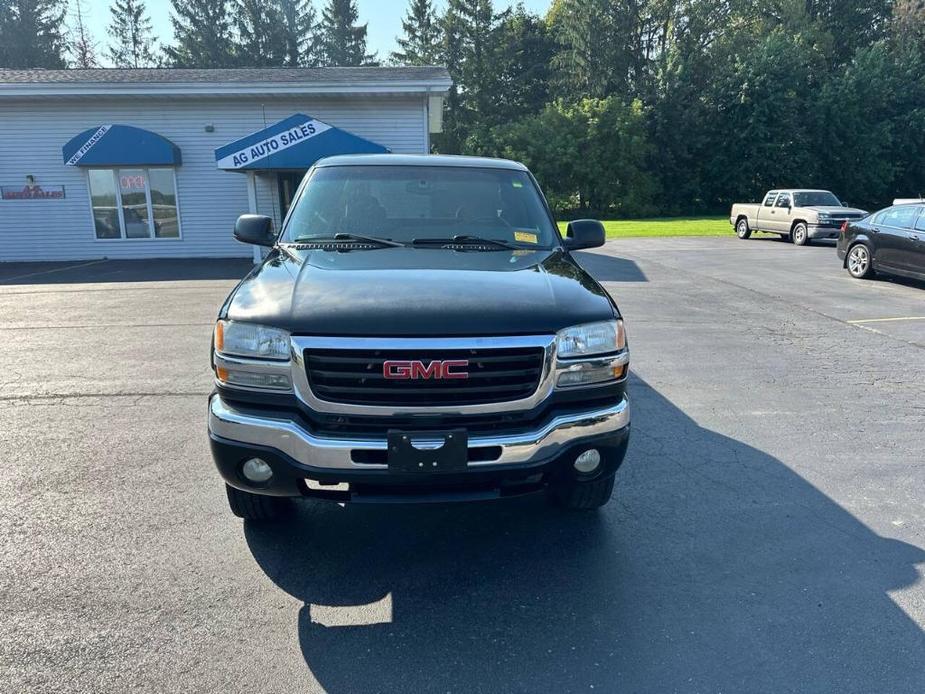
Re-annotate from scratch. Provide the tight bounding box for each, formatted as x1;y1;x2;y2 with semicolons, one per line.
792;222;810;246
547;473;616;510
225;484;290;521
735;218;751;239
846;243;874;279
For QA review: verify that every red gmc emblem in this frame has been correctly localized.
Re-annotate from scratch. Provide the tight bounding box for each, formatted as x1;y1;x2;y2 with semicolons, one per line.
382;359;469;380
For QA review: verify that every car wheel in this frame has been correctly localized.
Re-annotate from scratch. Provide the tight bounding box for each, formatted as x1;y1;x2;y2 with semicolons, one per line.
736;218;751;239
792;222;810;246
547;473;616;510
225;484;290;521
846;244;874;279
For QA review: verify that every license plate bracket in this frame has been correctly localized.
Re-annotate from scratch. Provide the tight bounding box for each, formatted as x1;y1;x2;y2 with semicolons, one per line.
387;429;468;473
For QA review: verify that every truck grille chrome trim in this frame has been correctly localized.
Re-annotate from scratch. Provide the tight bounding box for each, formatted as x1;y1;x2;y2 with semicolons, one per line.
290;335;557;415
208;394;630;470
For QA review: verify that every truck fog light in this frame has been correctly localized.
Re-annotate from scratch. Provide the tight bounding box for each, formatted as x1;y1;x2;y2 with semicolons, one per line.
241;458;273;483
574;449;601;474
216;367;291;390
557;361;621;387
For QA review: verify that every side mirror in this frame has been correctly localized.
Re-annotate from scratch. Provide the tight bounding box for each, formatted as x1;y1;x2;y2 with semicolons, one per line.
234;214;275;247
563;219;606;250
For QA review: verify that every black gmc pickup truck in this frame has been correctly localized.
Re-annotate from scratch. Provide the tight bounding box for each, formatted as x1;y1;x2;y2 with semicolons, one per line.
208;154;630;520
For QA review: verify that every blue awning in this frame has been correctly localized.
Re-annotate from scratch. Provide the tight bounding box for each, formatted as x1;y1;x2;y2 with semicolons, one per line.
215;113;389;171
63;125;182;167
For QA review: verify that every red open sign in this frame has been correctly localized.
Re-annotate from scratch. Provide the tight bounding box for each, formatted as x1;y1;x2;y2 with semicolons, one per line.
120;174;145;191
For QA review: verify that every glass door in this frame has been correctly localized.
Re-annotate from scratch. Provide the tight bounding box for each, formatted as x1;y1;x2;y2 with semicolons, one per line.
277;171;307;220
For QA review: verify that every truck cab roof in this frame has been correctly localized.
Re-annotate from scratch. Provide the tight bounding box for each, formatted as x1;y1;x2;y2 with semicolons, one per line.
314;153;529;171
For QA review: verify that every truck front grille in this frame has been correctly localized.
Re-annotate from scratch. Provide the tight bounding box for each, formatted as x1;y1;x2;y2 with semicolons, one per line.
304;346;545;407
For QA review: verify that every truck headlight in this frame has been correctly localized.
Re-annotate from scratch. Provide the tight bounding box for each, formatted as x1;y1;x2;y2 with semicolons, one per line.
555;320;628;387
214;320;290;361
556;320;625;358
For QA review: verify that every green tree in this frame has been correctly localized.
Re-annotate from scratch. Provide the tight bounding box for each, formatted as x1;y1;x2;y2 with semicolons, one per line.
0;0;66;68
316;0;376;66
108;0;157;67
277;0;319;66
164;0;236;67
548;0;633;99
893;0;925;40
67;0;99;67
438;0;504;152
234;0;288;66
490;97;657;216
0;0;9;66
816;40;925;208
493;6;555;121
390;0;442;66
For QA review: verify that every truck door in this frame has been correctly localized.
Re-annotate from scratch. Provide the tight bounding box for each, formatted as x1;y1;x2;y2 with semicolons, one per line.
756;191;778;231
771;192;792;234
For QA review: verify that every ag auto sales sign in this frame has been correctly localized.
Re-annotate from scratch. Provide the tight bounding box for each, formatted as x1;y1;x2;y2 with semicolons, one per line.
216;118;332;169
2;185;65;200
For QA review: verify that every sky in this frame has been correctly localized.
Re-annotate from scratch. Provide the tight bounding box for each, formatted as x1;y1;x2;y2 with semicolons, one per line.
81;0;552;66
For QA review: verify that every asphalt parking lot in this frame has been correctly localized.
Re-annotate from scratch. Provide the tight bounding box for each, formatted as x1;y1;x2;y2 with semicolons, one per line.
1;237;923;693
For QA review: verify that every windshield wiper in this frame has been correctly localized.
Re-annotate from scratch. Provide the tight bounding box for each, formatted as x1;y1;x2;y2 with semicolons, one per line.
411;235;522;250
291;232;404;248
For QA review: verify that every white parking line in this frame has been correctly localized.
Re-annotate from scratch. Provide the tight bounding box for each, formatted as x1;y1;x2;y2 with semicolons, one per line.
847;317;925;324
0;259;108;283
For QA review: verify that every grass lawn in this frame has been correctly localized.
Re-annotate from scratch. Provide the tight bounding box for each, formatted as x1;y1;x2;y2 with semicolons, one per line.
558;216;730;239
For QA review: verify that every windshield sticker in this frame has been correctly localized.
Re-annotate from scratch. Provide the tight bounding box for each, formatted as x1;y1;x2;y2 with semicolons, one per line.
514;230;538;244
512;180;523;188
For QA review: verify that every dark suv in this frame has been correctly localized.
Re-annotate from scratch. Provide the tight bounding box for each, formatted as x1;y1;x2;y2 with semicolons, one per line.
208;154;630;521
838;204;925;281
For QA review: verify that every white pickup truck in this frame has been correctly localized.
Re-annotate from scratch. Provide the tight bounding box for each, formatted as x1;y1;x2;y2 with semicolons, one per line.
730;189;867;246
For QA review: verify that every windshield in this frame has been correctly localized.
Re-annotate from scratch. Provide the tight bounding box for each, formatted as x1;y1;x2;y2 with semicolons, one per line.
282;165;558;247
793;191;842;207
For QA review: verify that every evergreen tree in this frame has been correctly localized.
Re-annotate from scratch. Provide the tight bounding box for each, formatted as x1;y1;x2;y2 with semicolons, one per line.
316;0;376;66
893;0;925;40
390;0;442;66
164;0;236;67
278;0;319;66
549;0;633;100
493;6;554;121
108;0;157;68
67;0;99;67
0;0;9;66
235;0;288;66
438;0;504;151
0;0;67;68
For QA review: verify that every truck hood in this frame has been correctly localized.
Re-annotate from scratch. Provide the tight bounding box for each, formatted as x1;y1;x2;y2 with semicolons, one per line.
804;206;867;216
223;246;617;336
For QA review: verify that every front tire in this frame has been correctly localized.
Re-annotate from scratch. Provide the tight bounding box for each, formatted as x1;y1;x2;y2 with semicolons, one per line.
846;243;874;279
735;218;751;239
792;222;810;246
547;473;616;510
225;484;290;521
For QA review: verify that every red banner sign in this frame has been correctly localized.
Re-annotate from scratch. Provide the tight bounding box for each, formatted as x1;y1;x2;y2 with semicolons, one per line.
1;185;65;200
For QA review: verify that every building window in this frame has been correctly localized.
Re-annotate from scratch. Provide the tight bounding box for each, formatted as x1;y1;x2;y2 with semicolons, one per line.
87;168;180;240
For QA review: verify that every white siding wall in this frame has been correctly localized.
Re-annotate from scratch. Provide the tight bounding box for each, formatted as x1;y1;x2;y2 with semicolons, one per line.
0;94;428;261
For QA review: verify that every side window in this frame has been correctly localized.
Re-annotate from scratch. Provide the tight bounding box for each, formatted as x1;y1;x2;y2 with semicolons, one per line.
775;193;791;208
762;192;778;207
881;205;918;229
914;207;925;232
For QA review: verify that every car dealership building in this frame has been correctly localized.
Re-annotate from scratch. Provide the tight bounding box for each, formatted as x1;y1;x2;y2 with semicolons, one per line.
0;67;451;262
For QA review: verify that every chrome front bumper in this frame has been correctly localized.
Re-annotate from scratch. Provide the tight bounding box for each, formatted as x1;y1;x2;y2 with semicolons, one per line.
208;394;631;472
807;223;843;239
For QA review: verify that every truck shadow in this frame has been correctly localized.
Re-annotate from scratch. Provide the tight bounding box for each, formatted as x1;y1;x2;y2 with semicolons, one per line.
243;376;924;692
0;258;254;285
572;251;647;282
